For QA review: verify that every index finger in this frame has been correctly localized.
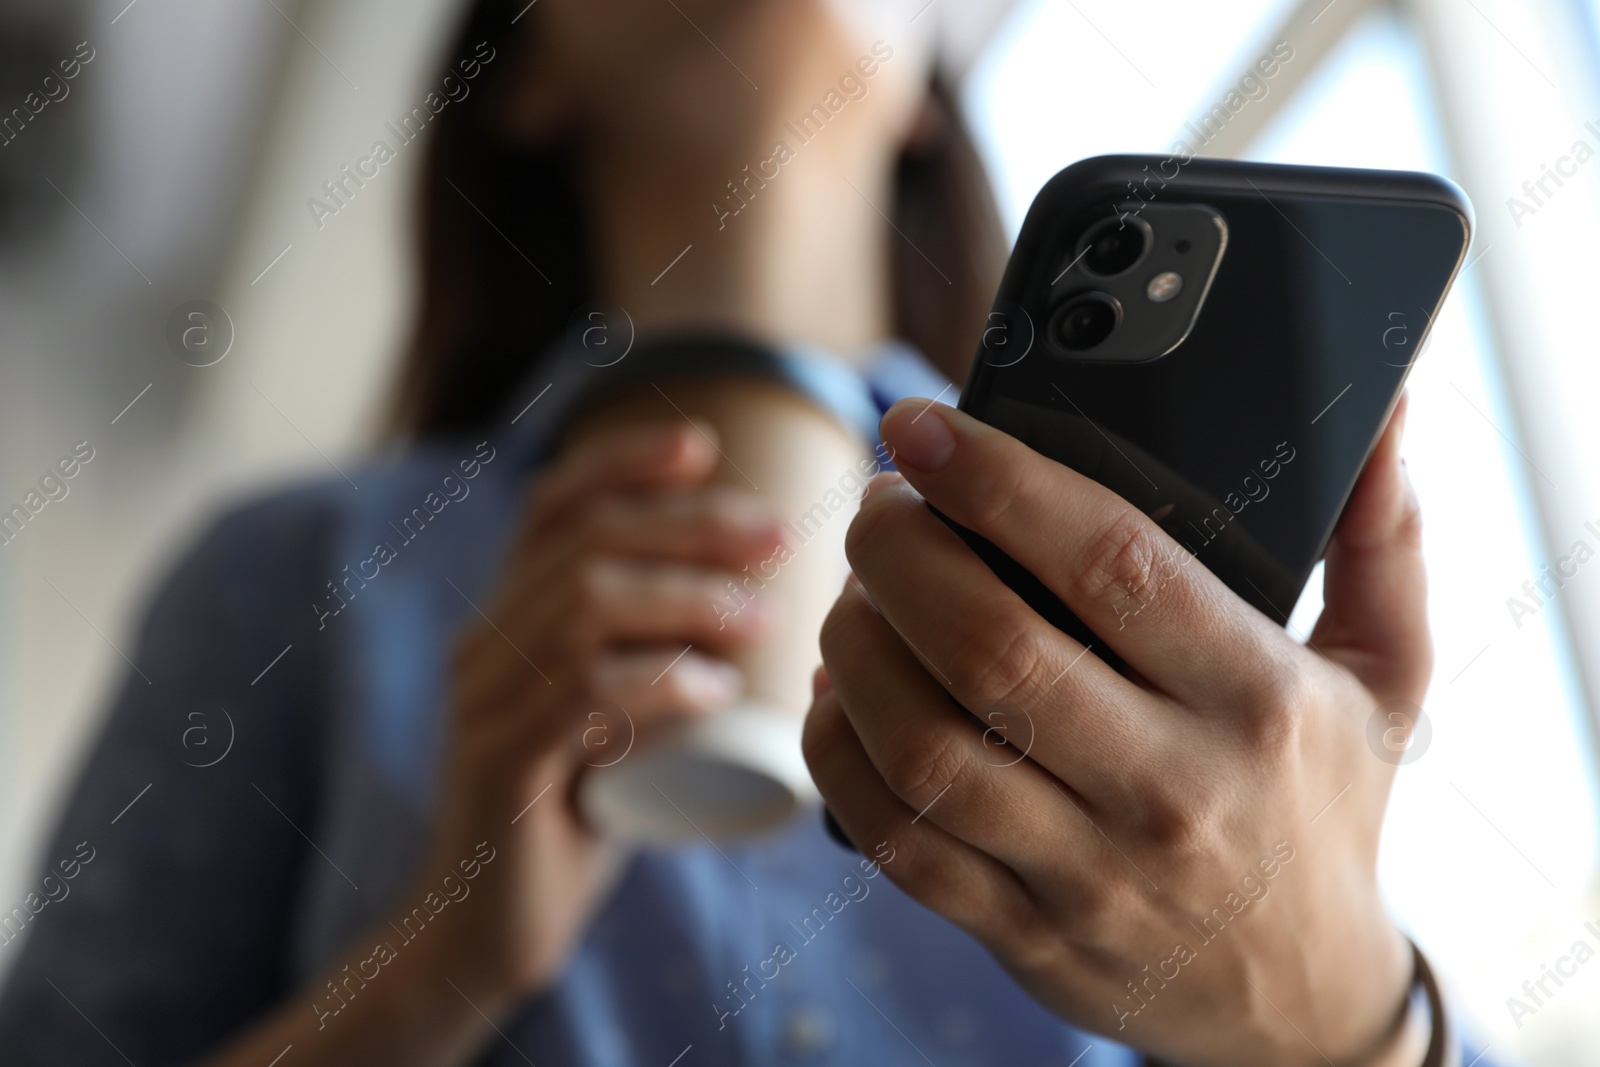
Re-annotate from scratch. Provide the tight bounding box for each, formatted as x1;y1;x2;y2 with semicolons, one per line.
878;399;1285;706
531;421;721;532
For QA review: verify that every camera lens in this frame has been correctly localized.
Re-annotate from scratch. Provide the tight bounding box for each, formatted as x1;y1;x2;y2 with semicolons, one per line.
1050;294;1120;351
1078;217;1149;276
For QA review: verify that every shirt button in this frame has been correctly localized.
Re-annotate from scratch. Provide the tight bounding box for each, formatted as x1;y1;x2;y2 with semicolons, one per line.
783;1005;835;1058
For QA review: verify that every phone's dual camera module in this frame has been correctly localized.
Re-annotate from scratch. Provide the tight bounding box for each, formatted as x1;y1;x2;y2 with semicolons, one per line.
1047;216;1145;351
1081;215;1149;275
1051;293;1120;351
1048;204;1227;362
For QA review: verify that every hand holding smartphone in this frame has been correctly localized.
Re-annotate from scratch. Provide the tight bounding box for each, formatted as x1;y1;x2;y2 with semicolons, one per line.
808;154;1468;1065
953;154;1471;658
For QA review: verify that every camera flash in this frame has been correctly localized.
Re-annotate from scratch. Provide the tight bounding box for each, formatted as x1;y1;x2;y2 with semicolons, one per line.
1146;272;1183;303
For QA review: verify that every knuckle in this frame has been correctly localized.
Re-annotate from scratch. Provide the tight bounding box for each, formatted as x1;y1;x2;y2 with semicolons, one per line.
818;590;869;666
1394;492;1425;549
964;456;1033;533
870;832;952;908
1237;651;1307;743
888;841;980;926
880;727;971;807
843;490;901;571
949;609;1049;710
800;694;850;770
1076;508;1164;614
998;907;1073;970
1144;782;1225;860
1033;882;1116;956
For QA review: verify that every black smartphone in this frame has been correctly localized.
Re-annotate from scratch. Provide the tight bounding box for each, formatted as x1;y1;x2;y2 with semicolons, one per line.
952;154;1472;660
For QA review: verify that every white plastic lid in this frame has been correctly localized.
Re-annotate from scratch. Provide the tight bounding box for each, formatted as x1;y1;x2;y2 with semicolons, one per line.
578;704;819;844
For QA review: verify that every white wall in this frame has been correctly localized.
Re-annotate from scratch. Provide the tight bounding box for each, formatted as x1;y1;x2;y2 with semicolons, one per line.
0;0;462;958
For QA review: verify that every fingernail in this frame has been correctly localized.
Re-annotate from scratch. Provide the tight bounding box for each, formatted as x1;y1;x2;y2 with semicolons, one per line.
682;658;743;706
882;400;955;473
744;516;786;546
736;593;778;631
660;422;700;451
861;471;902;500
811;665;832;699
822;807;860;853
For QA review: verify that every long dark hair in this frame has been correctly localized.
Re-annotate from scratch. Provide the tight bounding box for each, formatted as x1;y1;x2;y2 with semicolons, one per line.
389;0;1007;438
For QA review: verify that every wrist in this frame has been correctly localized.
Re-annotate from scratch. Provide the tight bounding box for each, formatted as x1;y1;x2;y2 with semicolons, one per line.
295;913;506;1062
1344;978;1427;1067
1317;915;1417;1065
1147;939;1449;1067
1330;939;1453;1067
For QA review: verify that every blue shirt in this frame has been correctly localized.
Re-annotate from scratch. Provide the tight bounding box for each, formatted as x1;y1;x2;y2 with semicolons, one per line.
0;341;1489;1066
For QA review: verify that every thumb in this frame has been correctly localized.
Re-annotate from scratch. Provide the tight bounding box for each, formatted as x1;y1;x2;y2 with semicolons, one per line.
1310;392;1432;701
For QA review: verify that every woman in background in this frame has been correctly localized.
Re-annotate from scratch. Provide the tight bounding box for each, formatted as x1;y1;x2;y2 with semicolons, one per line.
0;1;1485;1065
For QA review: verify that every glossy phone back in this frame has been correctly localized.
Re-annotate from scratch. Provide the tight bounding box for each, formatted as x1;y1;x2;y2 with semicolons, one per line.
956;154;1472;649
